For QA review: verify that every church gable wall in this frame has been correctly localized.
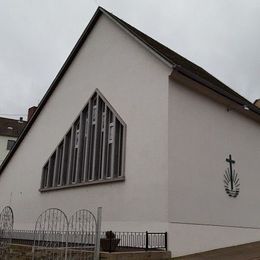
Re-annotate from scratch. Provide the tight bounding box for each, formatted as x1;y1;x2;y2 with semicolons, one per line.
0;14;171;229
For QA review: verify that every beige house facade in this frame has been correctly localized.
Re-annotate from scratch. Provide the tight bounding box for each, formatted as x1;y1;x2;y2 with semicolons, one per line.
0;7;260;257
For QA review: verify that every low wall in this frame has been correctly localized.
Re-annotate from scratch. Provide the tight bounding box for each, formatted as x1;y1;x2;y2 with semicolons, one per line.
3;244;171;260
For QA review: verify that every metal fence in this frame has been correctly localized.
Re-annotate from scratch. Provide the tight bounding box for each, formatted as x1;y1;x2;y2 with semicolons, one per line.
11;229;167;252
101;231;167;252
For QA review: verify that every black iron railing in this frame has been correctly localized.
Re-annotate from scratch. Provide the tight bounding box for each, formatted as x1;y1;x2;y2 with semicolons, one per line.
100;231;167;252
10;230;168;252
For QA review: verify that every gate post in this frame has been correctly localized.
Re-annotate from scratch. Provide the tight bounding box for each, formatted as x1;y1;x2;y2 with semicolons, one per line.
94;207;102;260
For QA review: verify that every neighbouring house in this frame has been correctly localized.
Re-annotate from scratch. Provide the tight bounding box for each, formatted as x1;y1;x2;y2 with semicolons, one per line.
0;7;260;257
0;117;26;165
0;106;37;165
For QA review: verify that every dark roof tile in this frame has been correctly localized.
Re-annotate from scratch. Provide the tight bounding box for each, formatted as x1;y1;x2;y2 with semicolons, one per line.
0;117;27;138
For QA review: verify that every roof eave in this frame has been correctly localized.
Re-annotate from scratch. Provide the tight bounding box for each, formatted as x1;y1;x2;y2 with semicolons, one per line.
171;66;260;121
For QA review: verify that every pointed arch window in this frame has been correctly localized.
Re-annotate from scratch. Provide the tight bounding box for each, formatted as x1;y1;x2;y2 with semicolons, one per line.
40;89;126;191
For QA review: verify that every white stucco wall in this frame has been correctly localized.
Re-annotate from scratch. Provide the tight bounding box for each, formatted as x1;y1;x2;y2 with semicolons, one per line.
0;136;16;165
0;14;171;232
168;75;260;256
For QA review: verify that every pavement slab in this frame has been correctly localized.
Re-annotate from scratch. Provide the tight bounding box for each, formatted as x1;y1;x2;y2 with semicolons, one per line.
173;241;260;260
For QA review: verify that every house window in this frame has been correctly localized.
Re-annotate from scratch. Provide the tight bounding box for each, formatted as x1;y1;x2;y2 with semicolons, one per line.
40;89;126;191
7;140;16;150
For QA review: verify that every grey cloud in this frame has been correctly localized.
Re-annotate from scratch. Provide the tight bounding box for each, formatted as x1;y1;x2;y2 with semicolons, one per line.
0;0;259;119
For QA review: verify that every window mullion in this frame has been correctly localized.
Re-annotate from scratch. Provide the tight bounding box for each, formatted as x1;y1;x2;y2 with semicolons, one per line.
110;114;116;179
41;163;48;189
60;138;66;186
83;106;91;182
52;148;59;187
100;105;107;180
75;112;85;183
121;124;126;177
67;125;75;184
91;96;100;181
88;99;95;181
46;159;51;188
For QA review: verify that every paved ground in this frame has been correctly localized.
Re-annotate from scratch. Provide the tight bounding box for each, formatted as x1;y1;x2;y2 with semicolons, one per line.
173;241;260;260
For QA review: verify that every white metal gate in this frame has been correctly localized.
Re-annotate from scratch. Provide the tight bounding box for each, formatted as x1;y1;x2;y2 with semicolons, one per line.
32;208;68;260
0;206;14;257
32;207;102;260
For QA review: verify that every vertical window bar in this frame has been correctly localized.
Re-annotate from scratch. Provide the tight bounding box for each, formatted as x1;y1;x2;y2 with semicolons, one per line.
121;122;126;177
61;131;71;185
67;125;75;184
71;120;80;183
94;97;103;180
48;152;56;188
42;162;49;189
75;112;85;183
102;105;109;179
90;95;99;181
113;119;121;178
87;98;95;181
40;168;44;189
99;104;107;180
52;148;59;187
46;159;51;188
57;141;64;186
110;114;116;179
83;105;91;182
117;124;124;177
106;110;114;179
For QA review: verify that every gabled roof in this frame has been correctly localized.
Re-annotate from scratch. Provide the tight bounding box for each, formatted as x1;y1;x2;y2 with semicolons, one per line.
102;8;259;115
0;6;259;174
0;117;26;138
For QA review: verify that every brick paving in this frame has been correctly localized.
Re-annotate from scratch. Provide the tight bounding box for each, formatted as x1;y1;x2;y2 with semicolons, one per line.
173;241;260;260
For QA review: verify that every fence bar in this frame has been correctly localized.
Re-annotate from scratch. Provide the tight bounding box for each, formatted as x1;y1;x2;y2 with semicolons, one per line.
145;231;148;251
94;207;102;260
109;230;112;253
165;232;168;251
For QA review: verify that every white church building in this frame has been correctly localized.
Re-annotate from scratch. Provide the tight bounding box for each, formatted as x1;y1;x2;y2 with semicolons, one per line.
1;7;260;257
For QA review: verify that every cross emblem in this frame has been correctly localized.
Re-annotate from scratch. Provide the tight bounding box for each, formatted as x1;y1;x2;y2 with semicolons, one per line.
224;154;240;198
226;154;235;190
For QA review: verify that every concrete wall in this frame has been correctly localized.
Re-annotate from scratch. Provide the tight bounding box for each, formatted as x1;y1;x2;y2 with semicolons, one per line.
0;14;171;232
0;135;16;165
168;74;260;256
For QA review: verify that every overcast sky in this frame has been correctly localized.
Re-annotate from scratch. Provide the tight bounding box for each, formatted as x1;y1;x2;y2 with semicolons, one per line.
0;0;259;120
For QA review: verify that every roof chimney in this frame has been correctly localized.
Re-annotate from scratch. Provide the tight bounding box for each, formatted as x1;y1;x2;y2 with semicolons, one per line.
27;106;37;121
254;99;260;109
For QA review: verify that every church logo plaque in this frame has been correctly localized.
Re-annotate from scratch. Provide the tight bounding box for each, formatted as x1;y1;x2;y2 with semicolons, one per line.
224;154;240;198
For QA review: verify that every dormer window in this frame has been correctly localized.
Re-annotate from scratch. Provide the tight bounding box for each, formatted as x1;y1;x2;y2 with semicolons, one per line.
40;89;126;191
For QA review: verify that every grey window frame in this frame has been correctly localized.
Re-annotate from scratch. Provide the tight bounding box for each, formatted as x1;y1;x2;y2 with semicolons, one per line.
40;89;126;192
